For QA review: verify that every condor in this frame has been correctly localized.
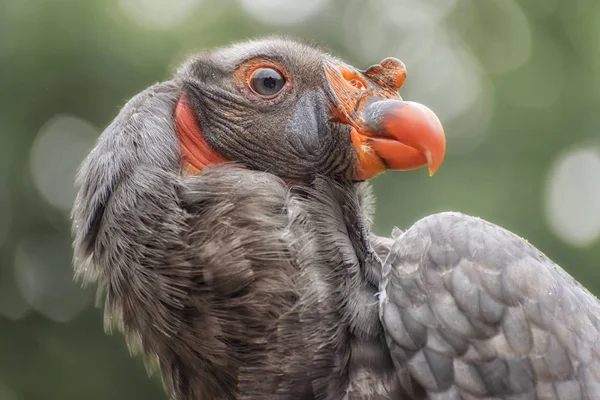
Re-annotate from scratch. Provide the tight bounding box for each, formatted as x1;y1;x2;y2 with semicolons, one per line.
72;38;600;400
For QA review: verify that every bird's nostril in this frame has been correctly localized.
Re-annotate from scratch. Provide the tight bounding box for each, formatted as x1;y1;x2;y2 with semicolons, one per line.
349;79;366;90
339;67;367;91
364;57;407;92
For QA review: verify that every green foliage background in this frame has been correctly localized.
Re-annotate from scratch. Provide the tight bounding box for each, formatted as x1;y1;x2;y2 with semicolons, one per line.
1;0;599;398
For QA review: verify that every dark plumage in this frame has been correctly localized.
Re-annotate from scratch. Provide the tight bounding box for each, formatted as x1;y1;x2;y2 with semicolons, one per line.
72;38;600;400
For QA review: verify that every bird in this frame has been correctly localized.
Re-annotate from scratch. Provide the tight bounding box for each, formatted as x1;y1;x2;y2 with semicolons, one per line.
71;38;600;400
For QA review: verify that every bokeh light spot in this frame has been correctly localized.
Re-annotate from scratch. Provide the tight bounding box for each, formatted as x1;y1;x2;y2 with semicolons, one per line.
469;0;532;75
499;29;564;109
14;235;92;322
341;0;457;64
0;179;11;249
0;382;18;400
545;147;600;247
384;0;458;29
405;38;493;154
239;0;330;26
118;0;204;30
0;268;30;321
519;0;558;20
29;115;98;213
407;40;481;122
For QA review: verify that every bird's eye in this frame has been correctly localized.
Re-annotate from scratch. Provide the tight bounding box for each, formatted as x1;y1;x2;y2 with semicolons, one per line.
249;67;286;97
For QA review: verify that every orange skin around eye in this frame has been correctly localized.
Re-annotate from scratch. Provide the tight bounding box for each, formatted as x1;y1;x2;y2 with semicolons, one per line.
234;57;291;99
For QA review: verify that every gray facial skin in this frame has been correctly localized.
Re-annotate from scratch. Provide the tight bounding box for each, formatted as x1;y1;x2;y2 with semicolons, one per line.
179;39;355;180
72;39;600;400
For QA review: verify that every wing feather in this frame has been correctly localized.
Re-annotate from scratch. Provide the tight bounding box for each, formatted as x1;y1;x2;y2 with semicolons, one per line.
379;212;600;399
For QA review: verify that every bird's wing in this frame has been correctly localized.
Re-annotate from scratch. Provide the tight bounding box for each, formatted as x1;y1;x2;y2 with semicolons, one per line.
378;212;600;399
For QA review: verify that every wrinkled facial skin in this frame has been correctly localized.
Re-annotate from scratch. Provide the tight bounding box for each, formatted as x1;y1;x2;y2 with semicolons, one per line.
178;39;356;180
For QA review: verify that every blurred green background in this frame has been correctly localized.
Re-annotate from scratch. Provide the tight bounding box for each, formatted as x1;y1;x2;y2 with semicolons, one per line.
1;0;599;398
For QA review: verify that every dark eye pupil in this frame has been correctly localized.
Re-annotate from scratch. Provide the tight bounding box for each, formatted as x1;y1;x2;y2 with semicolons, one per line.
250;68;285;97
263;76;277;89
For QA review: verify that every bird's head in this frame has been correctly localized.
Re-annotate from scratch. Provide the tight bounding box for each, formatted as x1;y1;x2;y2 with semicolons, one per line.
175;38;446;181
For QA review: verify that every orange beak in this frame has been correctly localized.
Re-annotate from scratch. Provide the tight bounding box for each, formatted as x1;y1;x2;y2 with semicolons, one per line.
324;58;446;180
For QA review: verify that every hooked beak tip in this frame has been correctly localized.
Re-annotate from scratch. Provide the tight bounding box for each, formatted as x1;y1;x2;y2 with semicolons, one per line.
426;151;436;176
426;148;444;177
360;100;446;177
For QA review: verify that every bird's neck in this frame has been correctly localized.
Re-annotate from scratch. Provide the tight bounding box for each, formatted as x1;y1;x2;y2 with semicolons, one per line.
292;177;400;398
296;177;381;280
289;177;386;315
